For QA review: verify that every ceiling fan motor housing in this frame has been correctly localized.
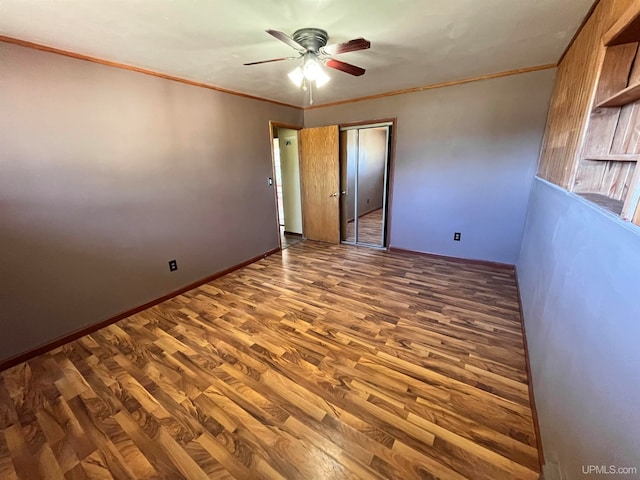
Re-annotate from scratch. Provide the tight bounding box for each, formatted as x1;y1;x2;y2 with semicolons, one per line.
244;28;367;78
292;28;329;52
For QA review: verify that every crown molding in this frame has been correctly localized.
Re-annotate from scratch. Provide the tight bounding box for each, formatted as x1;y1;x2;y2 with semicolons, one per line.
0;35;303;111
2;35;558;113
304;63;557;110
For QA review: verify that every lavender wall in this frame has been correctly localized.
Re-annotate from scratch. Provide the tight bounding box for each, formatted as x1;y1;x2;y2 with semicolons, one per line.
0;42;302;363
518;178;640;480
305;69;556;264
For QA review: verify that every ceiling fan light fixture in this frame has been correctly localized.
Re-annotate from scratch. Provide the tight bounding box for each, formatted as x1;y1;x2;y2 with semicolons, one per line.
314;67;330;88
247;28;369;100
303;56;321;81
288;66;304;87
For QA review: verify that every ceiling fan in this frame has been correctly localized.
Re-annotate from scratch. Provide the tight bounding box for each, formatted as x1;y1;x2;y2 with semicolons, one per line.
244;28;371;104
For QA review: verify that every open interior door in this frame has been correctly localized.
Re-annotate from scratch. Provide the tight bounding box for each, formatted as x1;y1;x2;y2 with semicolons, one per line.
299;125;340;243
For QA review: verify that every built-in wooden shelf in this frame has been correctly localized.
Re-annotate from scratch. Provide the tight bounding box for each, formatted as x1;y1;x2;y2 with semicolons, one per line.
578;193;624;215
583;154;640;162
604;2;640;46
594;80;640;108
577;1;640;227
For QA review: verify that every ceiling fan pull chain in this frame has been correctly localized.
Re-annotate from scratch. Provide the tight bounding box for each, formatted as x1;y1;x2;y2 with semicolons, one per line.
309;81;314;105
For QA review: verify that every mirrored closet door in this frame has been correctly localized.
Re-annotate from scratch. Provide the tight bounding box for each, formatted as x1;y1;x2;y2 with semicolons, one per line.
339;123;391;247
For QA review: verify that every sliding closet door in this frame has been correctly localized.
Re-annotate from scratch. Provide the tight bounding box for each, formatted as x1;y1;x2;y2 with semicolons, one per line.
339;124;390;247
356;127;388;246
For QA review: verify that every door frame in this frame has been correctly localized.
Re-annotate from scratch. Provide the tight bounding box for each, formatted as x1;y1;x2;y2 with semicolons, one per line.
339;118;397;250
268;121;303;249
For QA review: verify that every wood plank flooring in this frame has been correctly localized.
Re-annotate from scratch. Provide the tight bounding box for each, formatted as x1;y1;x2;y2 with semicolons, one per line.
0;241;539;479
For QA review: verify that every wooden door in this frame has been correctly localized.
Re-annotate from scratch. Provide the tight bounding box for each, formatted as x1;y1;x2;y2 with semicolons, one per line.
299;125;340;243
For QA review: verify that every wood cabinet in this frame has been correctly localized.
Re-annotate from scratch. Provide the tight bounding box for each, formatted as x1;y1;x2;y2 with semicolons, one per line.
573;2;640;224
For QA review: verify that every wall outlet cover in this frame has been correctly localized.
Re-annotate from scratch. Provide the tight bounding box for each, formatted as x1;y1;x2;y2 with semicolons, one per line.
169;260;178;272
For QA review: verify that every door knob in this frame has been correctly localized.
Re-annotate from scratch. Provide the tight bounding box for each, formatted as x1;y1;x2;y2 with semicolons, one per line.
341;191;347;195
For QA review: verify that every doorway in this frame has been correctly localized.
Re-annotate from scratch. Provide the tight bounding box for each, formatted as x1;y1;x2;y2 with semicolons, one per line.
270;123;304;250
339;123;392;248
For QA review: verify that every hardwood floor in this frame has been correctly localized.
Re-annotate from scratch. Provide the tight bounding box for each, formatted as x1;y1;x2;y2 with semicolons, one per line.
0;242;539;479
344;208;384;245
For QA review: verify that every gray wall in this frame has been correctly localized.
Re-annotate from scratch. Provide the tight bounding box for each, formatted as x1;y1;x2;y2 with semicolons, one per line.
305;69;556;264
0;42;302;363
518;178;640;480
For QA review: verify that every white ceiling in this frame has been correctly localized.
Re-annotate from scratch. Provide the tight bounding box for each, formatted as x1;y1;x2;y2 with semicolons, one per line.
0;0;594;107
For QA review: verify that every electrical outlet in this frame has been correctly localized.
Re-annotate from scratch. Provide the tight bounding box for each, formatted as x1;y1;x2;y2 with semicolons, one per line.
454;232;461;241
168;260;177;272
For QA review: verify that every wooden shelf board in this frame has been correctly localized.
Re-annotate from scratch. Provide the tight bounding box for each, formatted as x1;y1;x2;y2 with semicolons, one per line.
594;80;640;108
578;193;624;215
604;2;640;46
583;154;640;162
